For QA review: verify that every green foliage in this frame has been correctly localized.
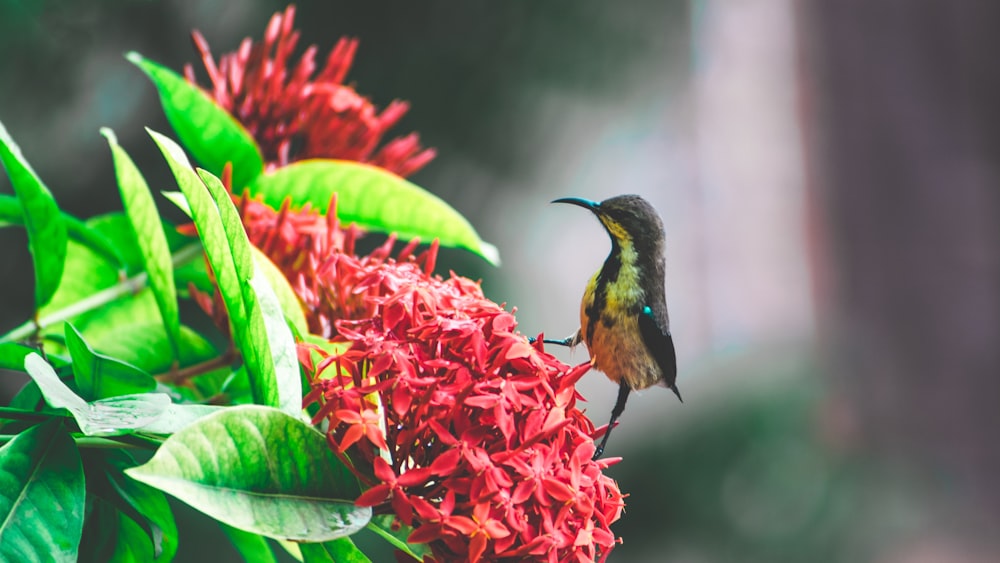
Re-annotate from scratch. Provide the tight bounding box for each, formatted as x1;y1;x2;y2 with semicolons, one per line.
65;322;157;400
151;130;299;413
247;160;501;266
125;406;370;542
0;29;508;563
25;353;170;436
219;523;280;563
300;538;372;563
0;120;68;308
0;420;85;562
82;450;179;561
128;53;265;190
0;193;126;269
130;50;499;265
103;128;182;360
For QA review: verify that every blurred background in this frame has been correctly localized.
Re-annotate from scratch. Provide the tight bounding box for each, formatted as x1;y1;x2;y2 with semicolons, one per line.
2;1;999;561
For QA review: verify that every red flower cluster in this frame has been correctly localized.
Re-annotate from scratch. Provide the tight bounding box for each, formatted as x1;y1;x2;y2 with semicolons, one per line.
185;5;435;176
181;7;627;561
300;240;624;562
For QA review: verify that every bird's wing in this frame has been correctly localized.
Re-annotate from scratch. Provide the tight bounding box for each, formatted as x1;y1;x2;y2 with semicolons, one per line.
638;306;681;401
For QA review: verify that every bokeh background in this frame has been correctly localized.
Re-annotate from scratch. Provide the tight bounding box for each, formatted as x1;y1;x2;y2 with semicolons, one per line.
2;1;999;561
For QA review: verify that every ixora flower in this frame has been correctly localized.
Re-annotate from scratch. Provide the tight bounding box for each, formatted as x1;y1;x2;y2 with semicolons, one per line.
185;4;435;176
297;225;625;562
179;7;625;561
192;186;625;562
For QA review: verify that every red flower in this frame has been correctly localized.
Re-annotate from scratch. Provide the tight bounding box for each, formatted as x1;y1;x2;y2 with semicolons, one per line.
185;5;435;176
178;9;627;561
303;239;625;562
192;194;625;560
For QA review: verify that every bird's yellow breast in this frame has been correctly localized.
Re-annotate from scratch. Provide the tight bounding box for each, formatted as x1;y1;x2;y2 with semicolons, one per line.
579;235;662;390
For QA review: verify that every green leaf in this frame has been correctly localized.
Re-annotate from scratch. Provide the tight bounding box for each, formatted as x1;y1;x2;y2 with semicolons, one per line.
103;128;182;360
127;52;264;189
149;130;280;411
247;159;500;265
197;168;301;414
0;119;69;307
137;403;225;435
65;323;157;401
104;451;179;561
78;499;124;562
37;211;194;345
38;238;121;329
367;515;433;561
23;353;170;436
219;523;278;563
86;323;218;376
0;342;38;371
300;538;372;563
0;420;85;562
275;539;304;561
165;189;308;336
125;405;370;542
252;245;309;336
109;510;158;562
0;194;126;269
86;212;192;274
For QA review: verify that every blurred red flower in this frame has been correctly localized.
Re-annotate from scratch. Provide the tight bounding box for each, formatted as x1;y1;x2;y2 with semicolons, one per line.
185;5;435;176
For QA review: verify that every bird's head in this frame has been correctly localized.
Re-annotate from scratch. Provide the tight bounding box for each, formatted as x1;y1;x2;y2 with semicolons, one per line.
552;194;665;256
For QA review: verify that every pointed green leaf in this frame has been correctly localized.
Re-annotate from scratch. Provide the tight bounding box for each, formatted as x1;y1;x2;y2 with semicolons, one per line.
0;342;37;371
165;189;308;336
103;128;181;360
247;159;500;265
104;451;178;561
196;168;300;413
0;119;69;307
243;270;301;415
219;523;278;563
86;212;193;274
252;245;309;336
23;353;169;436
38;238;121;327
125;405;370;542
109;511;157;562
0;194;125;269
86;323;218;376
275;539;304;561
81;450;178;562
149;129;280;410
127;52;264;189
65;323;156;401
148;130;279;406
0;420;85;562
300;538;371;563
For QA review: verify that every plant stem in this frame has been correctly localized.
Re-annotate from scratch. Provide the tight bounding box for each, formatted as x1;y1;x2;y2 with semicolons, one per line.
156;351;235;385
0;243;202;343
0;407;61;423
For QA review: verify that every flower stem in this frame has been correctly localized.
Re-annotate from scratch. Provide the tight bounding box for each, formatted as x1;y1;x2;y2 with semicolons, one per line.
0;243;202;343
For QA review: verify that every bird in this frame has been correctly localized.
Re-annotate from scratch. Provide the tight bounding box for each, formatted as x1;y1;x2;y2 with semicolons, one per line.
541;194;681;459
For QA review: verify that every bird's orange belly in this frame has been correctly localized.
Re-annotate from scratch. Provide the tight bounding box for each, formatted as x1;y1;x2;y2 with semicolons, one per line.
583;316;663;390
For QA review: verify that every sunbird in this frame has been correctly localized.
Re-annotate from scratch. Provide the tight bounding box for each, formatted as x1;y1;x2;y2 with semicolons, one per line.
542;194;681;459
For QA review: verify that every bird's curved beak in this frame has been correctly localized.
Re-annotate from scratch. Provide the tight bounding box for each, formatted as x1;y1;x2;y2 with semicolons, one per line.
551;197;600;212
